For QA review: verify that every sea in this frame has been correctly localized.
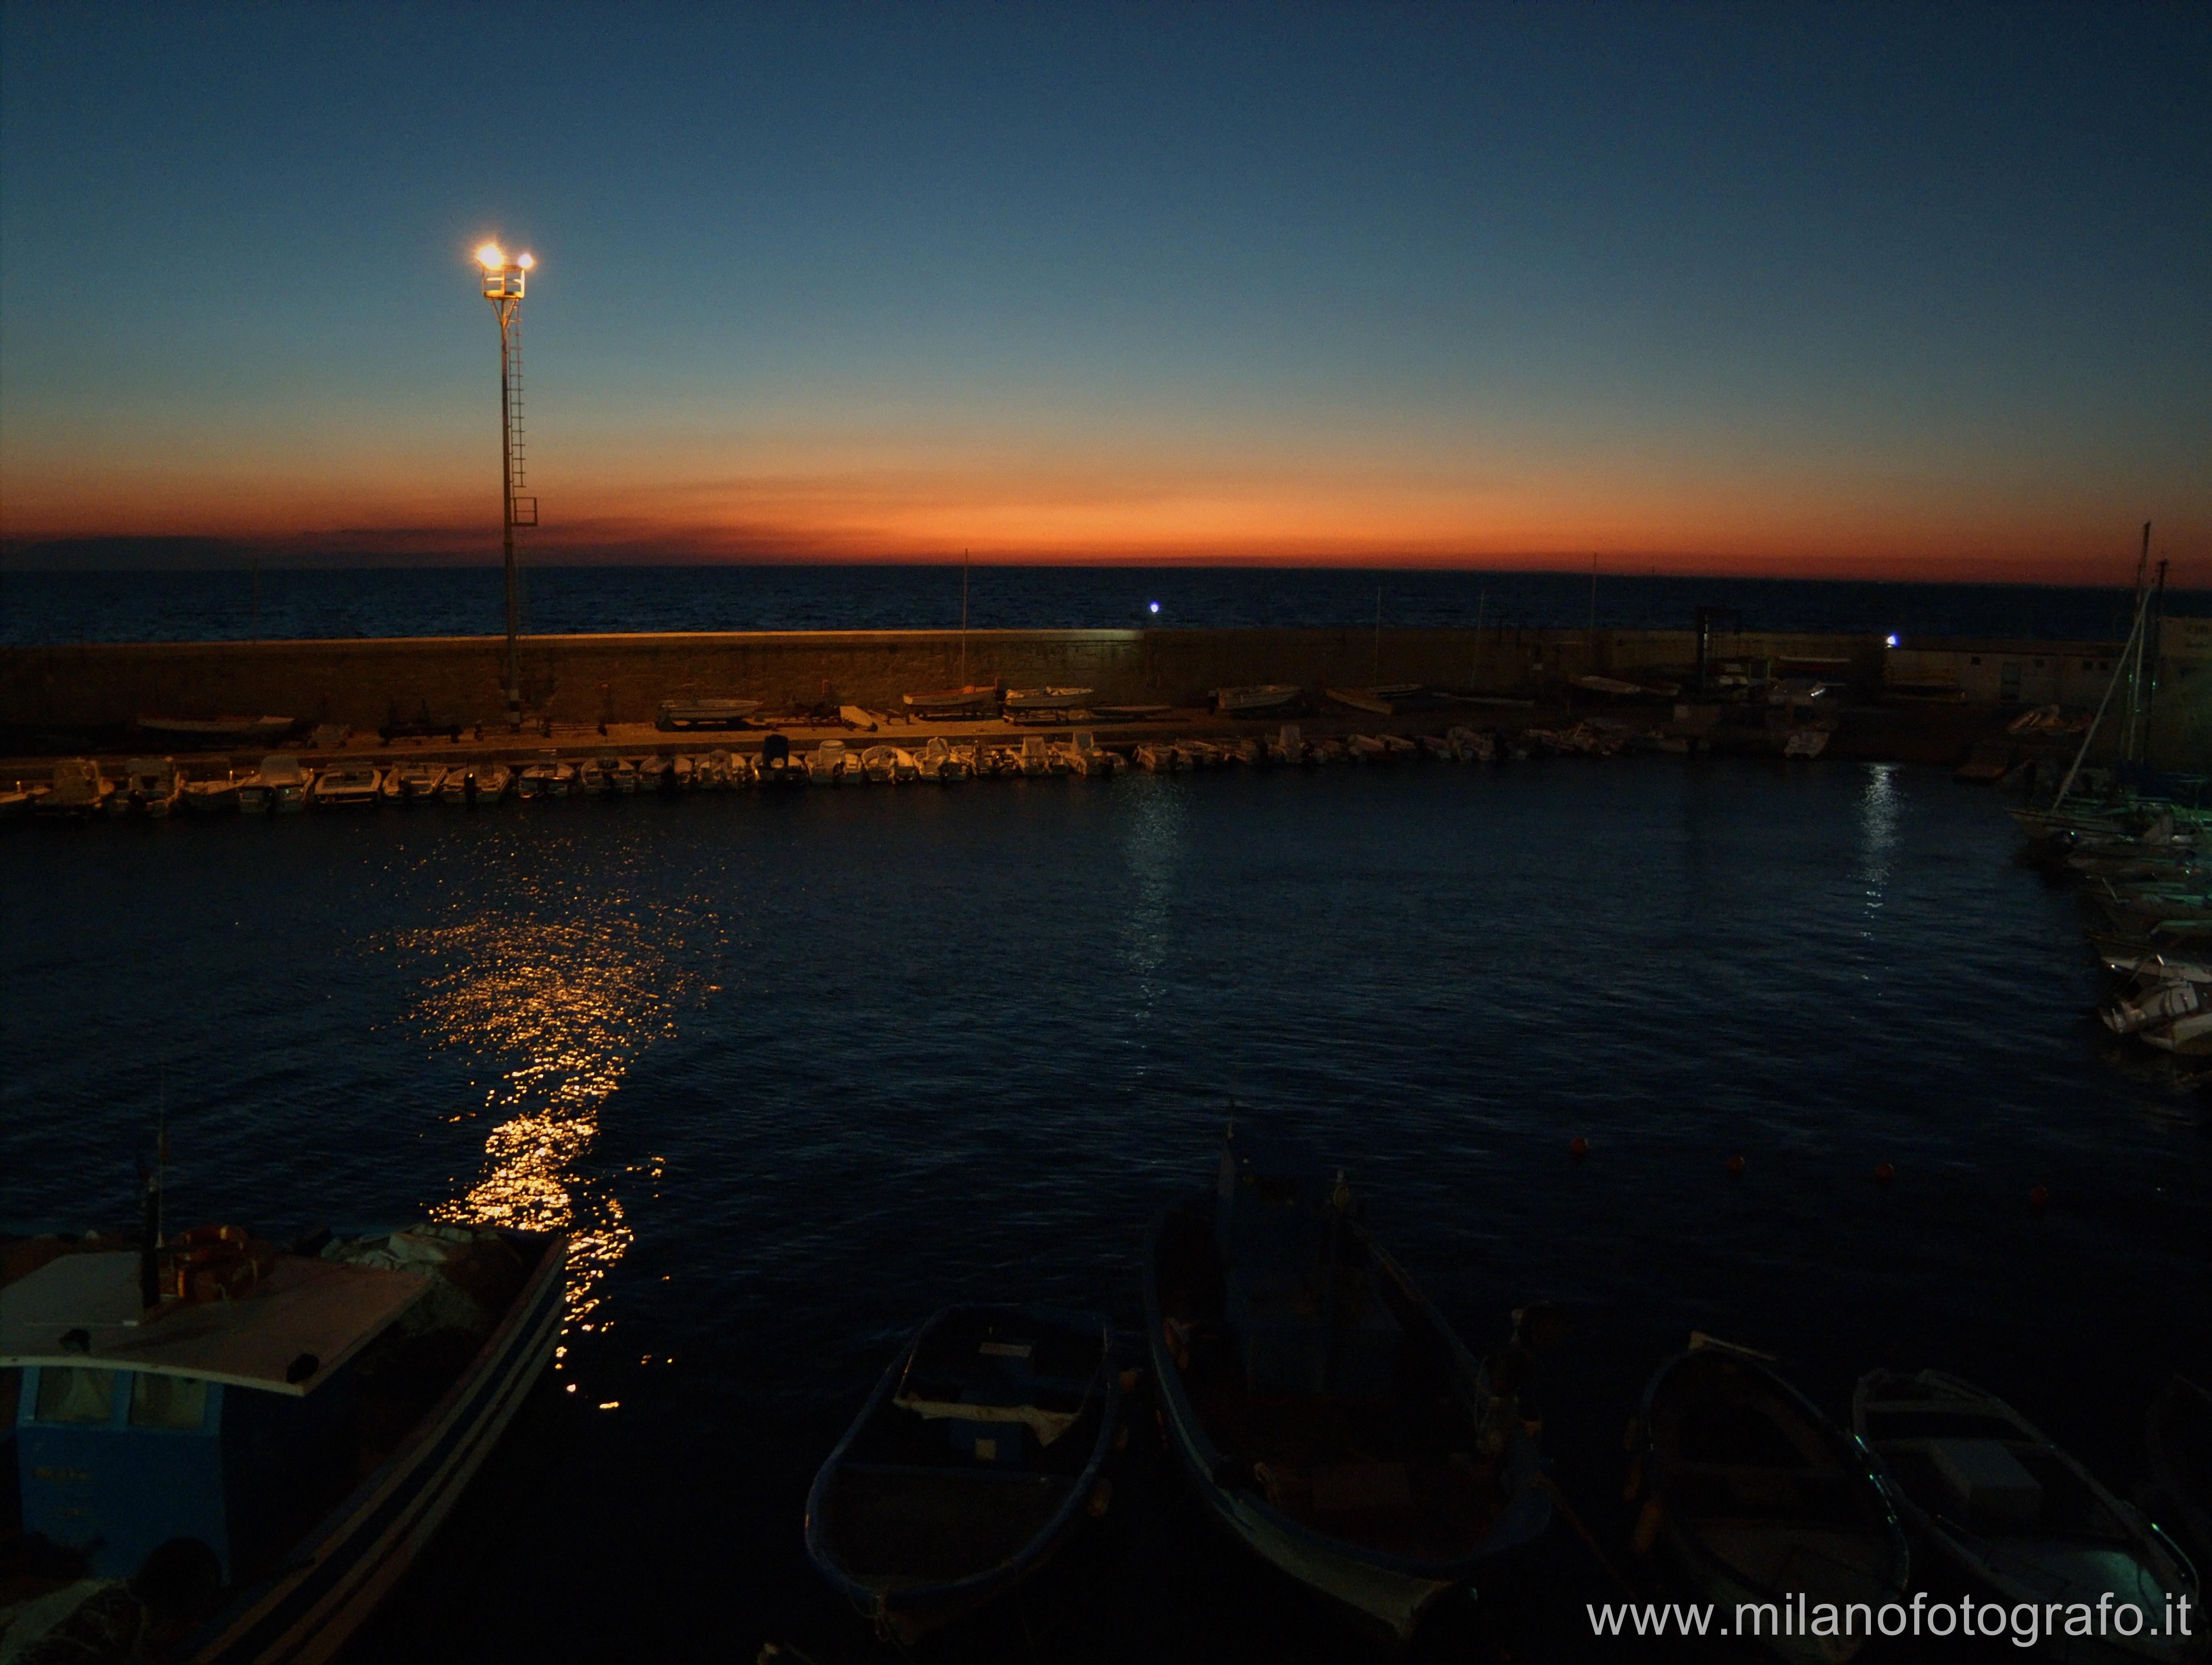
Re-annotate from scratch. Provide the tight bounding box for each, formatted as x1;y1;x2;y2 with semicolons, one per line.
0;563;2194;644
2;750;2206;1662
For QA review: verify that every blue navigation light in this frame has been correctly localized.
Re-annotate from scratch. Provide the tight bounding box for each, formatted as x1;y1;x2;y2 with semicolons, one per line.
1885;633;1899;647
1148;601;1161;615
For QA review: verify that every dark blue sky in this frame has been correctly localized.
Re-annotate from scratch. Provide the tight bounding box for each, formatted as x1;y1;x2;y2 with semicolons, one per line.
2;3;2205;576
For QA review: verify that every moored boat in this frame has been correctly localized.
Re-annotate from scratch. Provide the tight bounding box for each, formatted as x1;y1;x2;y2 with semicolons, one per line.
1144;1128;1553;1640
889;748;919;784
38;758;115;817
1266;725;1305;765
125;757;186;818
237;756;312;815
310;767;381;810
0;1219;564;1665
637;754;674;793
1853;1369;2201;1664
179;772;241;815
384;763;446;804
1628;1337;1909;1663
807;740;851;784
804;1305;1121;1643
860;744;897;783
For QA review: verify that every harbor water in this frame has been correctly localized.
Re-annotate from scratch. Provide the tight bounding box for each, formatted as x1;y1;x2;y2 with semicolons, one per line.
2;756;2206;1660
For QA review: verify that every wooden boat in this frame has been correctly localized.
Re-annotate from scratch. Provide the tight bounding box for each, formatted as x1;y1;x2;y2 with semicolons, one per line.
180;773;241;815
0;1220;563;1665
807;740;850;784
902;685;1000;718
861;745;897;783
310;767;381;810
655;697;762;730
125;757;186;818
1856;1370;2203;1663
805;1305;1121;1643
1003;687;1094;715
1628;1338;1908;1663
2147;1376;2212;1578
1214;684;1303;715
1144;1128;1552;1640
38;758;114;816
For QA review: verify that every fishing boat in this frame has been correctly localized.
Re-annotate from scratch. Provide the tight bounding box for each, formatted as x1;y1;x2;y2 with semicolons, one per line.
1144;1128;1553;1640
902;685;1001;719
309;767;381;810
1214;685;1303;716
125;758;186;818
38;758;114;817
655;697;762;731
2147;1376;2212;1577
1854;1370;2202;1663
861;745;897;784
1628;1337;1909;1663
1003;687;1094;716
0;1214;564;1665
804;1305;1121;1643
808;740;851;784
180;772;241;815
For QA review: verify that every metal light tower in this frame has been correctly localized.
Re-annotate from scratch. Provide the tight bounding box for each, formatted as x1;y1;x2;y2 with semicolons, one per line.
476;242;537;723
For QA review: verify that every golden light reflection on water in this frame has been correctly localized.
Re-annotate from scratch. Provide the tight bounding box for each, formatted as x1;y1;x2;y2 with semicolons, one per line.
393;916;691;1326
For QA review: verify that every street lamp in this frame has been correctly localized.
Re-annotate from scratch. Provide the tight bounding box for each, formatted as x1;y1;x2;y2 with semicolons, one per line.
477;242;538;724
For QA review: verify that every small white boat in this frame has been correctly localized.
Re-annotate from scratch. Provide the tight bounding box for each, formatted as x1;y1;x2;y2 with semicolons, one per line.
1213;684;1303;715
1004;687;1094;715
311;767;382;809
39;758;114;816
949;742;984;780
610;757;641;794
890;747;920;784
808;740;850;784
179;772;241;814
1345;734;1388;763
1266;725;1305;765
1420;733;1456;761
698;749;735;789
239;754;312;814
916;737;965;782
861;744;898;783
579;756;616;795
1228;738;1262;765
386;763;447;803
1308;737;1349;765
1134;742;1174;773
638;754;674;792
518;751;576;799
670;755;697;790
124;757;184;818
1057;732;1117;776
903;685;1000;718
1016;735;1053;776
1379;733;1415;757
1182;740;1226;769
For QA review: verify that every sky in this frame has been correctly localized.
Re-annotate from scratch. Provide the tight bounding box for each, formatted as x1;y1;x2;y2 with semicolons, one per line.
1;2;2206;580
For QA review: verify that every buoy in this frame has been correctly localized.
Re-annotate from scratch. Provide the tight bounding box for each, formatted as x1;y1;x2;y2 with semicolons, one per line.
2028;1184;2049;1210
1569;1136;1589;1159
1873;1162;1895;1184
1724;1154;1746;1177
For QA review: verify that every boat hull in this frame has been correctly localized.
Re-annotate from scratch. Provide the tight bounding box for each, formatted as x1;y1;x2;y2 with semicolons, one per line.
1142;1197;1551;1641
182;1233;566;1665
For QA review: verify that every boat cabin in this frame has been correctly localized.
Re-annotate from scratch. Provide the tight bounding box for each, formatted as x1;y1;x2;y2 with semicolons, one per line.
1214;1128;1400;1400
2;1247;427;1585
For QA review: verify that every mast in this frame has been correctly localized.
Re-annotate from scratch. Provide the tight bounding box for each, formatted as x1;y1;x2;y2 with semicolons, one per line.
2120;521;2151;767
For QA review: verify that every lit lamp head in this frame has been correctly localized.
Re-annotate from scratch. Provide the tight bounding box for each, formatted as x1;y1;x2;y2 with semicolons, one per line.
477;241;530;299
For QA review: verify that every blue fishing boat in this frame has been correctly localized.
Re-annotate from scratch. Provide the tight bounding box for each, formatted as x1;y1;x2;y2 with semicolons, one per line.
1142;1126;1553;1640
1;1216;564;1663
804;1303;1120;1644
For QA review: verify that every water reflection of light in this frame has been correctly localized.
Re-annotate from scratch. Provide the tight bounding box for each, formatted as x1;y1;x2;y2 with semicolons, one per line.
1119;782;1188;1008
394;917;688;1326
1859;763;1900;907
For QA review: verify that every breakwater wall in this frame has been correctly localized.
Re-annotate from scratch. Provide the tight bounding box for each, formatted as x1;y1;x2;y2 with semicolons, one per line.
4;626;2204;768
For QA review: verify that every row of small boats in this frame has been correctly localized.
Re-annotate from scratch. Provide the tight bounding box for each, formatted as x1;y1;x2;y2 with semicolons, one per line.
2012;798;2212;1060
802;1128;2210;1659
